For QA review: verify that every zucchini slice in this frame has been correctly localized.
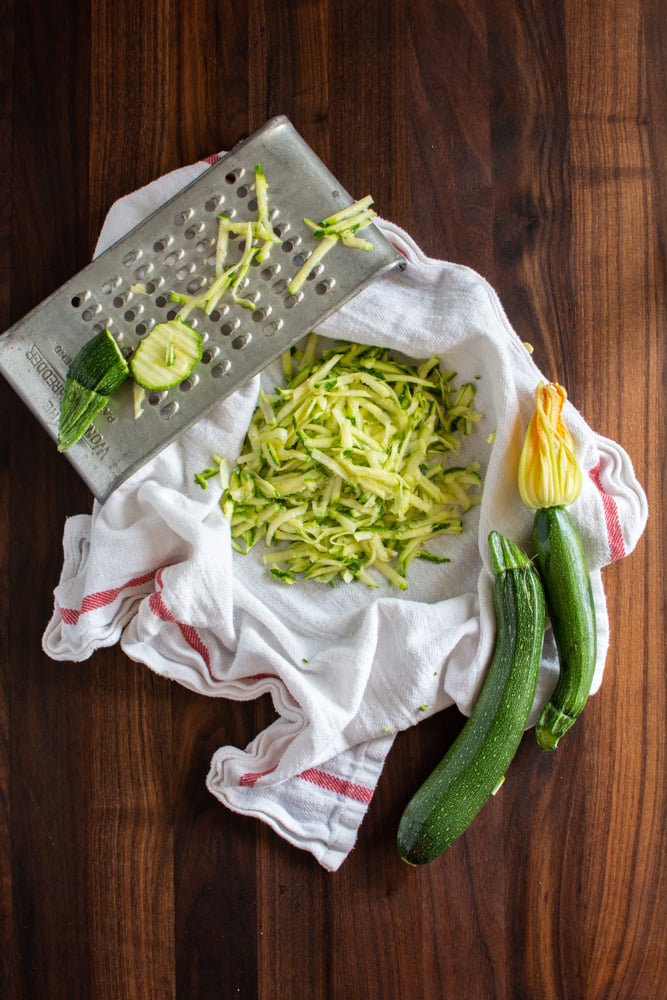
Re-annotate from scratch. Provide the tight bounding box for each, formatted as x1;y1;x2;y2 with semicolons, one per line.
130;318;203;391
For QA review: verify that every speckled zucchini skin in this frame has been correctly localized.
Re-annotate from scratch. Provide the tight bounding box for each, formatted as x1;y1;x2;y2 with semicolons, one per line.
533;505;597;750
397;532;546;865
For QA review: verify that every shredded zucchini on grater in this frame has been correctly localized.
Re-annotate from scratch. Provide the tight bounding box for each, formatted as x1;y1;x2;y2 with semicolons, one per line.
202;334;483;589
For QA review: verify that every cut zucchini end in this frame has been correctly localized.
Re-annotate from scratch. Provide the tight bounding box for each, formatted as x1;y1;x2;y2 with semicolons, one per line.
488;530;530;574
69;327;129;395
535;701;577;750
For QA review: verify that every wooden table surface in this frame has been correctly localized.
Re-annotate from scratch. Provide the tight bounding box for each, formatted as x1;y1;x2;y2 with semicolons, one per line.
2;1;665;998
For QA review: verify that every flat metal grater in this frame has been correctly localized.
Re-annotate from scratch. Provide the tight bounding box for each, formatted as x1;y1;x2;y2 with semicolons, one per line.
0;115;404;501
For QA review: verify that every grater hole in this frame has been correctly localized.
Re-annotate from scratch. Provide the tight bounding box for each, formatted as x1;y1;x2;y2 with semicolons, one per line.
221;319;240;336
308;264;325;281
264;318;283;337
71;292;87;308
179;374;199;392
261;264;281;280
123;250;141;267
124;306;143;322
247;197;258;212
160;401;180;419
135;323;149;337
164;250;184;266
196;238;213;254
281;237;301;253
175;264;194;281
225;168;243;185
252;306;271;323
166;308;179;321
92;321;109;334
284;292;303;310
202;345;220;364
273;223;289;238
148;391;167;406
316;277;336;294
292;252;307;267
174;209;192;227
205;196;221;212
134;264;152;282
155;295;168;308
113;294;128;309
184;223;204;240
102;277;121;294
212;360;232;378
232;332;251;350
153;237;173;253
82;304;101;321
144;280;158;294
187;277;206;294
237;186;249;199
272;278;288;294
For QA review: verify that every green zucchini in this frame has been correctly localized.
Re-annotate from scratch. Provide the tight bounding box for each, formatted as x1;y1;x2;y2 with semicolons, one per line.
532;505;597;750
58;379;109;452
397;531;546;865
130;318;203;391
68;327;129;394
58;329;129;451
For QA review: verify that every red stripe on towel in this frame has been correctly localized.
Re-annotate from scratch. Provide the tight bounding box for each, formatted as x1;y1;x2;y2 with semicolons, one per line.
148;574;214;678
240;765;278;787
59;570;156;625
298;767;374;804
589;461;626;562
238;765;374;804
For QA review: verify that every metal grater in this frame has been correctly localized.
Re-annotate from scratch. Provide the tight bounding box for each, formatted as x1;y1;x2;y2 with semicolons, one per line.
0;116;404;501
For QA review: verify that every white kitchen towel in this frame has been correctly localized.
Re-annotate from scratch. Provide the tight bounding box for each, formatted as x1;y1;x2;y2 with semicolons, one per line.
43;156;648;871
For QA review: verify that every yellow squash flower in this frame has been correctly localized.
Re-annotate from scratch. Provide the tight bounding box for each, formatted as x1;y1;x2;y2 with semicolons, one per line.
518;382;582;509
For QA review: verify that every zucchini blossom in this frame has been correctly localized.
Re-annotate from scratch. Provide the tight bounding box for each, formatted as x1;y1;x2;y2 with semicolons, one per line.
518;382;582;509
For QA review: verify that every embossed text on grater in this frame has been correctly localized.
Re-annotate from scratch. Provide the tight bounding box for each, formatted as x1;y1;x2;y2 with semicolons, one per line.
0;116;404;501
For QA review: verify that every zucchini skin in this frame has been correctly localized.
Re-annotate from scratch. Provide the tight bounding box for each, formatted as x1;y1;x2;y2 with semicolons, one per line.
69;328;129;394
397;532;545;865
533;505;597;750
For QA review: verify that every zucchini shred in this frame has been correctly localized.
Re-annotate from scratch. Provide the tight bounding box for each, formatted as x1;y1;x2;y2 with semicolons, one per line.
203;334;484;589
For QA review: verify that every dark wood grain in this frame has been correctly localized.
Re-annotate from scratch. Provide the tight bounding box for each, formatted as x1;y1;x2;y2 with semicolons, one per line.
1;1;665;998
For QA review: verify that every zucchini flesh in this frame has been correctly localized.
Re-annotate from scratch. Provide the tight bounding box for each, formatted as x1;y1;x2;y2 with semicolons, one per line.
215;338;483;588
532;505;597;750
130;318;203;391
397;531;546;864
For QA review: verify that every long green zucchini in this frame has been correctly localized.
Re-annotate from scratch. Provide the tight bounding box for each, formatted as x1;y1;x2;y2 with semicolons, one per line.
533;505;597;750
516;380;598;750
397;531;545;864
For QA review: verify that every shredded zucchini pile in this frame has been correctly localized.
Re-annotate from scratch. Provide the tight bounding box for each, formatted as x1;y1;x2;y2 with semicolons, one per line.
204;335;483;589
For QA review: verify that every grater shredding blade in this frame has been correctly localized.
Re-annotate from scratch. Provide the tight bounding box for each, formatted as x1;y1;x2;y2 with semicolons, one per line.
0;115;404;501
